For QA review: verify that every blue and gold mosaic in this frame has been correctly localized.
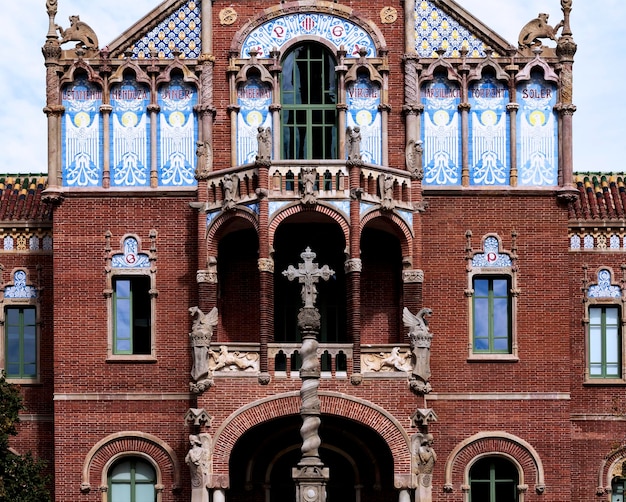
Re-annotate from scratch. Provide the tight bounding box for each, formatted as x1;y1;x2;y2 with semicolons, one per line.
415;1;490;58
130;0;201;59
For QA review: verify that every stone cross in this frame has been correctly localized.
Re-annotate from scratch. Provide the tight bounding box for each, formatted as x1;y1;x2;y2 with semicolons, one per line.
282;247;334;309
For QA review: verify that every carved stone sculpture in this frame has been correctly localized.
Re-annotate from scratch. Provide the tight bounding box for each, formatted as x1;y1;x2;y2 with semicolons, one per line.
256;126;272;163
362;347;412;372
189;306;218;394
209;345;259;372
301;167;317;205
222;174;239;210
379;174;395;210
185;434;211;502
403;307;434;394
406;139;424;180
518;13;563;49
57;16;99;50
195;141;212;178
346;126;362;161
412;433;437;502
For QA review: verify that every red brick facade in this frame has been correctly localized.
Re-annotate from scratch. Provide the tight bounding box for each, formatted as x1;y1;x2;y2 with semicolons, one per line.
5;0;625;501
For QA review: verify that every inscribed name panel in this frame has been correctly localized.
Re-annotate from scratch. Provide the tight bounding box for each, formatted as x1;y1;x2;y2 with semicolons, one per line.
346;75;381;165
241;13;376;58
157;77;198;186
468;77;509;185
110;78;151;187
130;1;201;59
516;75;558;186
421;76;461;185
237;77;272;165
62;78;103;187
415;1;489;58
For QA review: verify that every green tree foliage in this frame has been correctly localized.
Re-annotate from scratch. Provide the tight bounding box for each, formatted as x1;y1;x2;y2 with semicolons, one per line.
0;372;51;502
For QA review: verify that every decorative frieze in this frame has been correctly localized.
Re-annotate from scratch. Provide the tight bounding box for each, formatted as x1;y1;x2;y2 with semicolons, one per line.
402;269;424;283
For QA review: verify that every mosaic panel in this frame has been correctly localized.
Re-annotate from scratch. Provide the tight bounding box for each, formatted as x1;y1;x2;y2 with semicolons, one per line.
4;271;37;299
346;75;382;165
516;74;558;187
472;236;512;268
237;77;272;165
157;77;198;186
0;232;52;252
415;1;490;58
62;78;103;187
110;78;151;187
468;77;509;185
421;75;461;185
588;269;621;299
111;237;150;268
241;13;376;59
131;1;201;59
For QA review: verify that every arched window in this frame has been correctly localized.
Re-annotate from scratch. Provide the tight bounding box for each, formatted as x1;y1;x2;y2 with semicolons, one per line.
108;457;156;502
469;457;518;502
281;43;337;159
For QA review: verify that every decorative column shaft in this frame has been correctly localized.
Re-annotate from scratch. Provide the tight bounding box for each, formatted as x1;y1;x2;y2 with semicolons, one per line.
283;248;333;502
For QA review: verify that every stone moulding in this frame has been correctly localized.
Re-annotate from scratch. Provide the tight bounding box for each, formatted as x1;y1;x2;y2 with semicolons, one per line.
443;431;546;495
80;431;180;494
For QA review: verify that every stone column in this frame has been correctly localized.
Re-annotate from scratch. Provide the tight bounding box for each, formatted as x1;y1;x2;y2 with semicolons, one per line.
556;0;578;202
345;258;362;383
42;3;64;202
212;488;226;502
283;249;333;502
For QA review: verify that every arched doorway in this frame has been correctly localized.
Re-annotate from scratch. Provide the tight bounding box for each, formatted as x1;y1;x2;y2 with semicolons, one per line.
227;414;395;502
273;217;347;344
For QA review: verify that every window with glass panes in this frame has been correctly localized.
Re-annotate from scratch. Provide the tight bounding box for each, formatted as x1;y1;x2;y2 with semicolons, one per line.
113;276;151;355
108;457;156;502
5;306;37;378
589;305;621;378
281;43;337;159
469;457;518;502
473;277;511;353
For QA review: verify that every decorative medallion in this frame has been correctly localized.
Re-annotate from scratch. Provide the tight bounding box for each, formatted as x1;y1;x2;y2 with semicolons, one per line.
220;7;237;26
380;7;397;24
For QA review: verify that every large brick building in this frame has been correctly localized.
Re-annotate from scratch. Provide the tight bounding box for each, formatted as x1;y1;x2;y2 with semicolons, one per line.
5;0;626;500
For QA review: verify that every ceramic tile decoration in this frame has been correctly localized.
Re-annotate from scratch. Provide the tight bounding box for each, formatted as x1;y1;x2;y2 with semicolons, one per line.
415;0;490;58
111;237;151;268
472;236;512;268
131;1;202;59
241;13;376;58
61;78;103;187
588;269;622;299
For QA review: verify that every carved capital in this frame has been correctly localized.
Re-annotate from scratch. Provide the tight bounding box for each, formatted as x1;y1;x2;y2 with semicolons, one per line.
458;102;471;112
42;39;62;62
197;269;218;284
556;35;577;61
258;258;274;273
344;258;362;274
350;373;363;385
402;269;424;283
43;105;65;117
506;103;520;112
184;408;213;427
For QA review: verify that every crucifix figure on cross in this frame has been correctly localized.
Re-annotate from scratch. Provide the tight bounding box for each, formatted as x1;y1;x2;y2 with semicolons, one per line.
282;247;335;309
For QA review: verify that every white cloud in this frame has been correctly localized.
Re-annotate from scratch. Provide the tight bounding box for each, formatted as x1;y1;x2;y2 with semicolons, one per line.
0;0;622;173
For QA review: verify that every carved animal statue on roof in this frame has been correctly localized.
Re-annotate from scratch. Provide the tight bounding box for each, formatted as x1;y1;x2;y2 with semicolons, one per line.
57;15;99;50
518;13;563;49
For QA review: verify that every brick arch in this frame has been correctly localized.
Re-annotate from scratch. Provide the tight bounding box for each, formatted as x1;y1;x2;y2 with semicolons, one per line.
268;203;350;252
361;210;413;258
230;0;388;56
80;431;181;493
444;431;546;495
211;391;412;485
597;444;626;496
206;209;259;256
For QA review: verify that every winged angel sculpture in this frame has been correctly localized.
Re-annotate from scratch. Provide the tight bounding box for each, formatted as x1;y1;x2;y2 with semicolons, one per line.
403;307;434;394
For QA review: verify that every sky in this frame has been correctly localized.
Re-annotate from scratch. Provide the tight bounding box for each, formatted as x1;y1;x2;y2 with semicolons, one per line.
0;0;622;174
